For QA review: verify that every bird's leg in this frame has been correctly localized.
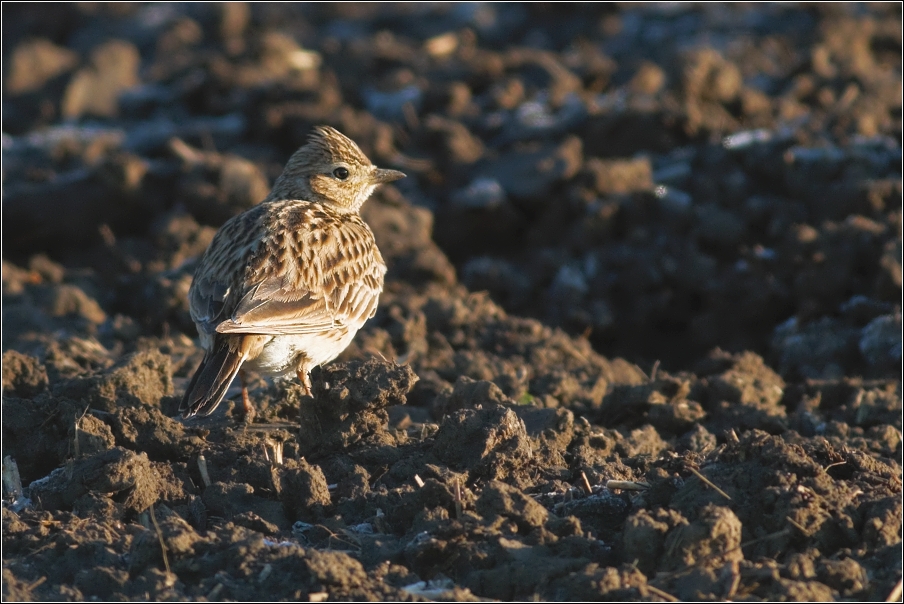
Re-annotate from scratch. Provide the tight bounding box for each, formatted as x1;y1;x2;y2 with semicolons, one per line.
238;369;255;422
296;368;312;397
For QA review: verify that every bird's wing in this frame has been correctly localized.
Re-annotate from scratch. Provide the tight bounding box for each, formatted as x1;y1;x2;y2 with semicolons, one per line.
189;205;267;337
213;205;386;336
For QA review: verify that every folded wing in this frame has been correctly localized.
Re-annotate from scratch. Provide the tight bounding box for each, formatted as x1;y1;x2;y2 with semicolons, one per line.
196;203;385;337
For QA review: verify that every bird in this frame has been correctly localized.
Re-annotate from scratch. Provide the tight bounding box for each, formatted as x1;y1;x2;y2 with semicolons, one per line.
179;125;405;419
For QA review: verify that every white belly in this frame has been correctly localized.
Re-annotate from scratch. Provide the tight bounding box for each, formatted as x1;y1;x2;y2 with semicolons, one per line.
244;329;358;378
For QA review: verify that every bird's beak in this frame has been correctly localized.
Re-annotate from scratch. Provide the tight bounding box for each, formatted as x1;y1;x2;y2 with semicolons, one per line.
371;168;406;184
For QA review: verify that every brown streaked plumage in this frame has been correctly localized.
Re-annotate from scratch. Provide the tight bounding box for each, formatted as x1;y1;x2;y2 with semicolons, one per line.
180;126;405;419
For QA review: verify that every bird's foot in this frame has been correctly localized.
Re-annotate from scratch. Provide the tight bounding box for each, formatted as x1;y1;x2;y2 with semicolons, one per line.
297;369;313;397
238;382;256;423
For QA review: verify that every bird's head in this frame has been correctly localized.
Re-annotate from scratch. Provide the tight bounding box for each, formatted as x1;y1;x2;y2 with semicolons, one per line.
268;125;405;212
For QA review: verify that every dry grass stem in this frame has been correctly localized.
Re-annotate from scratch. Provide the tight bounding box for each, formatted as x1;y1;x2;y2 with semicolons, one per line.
688;467;731;501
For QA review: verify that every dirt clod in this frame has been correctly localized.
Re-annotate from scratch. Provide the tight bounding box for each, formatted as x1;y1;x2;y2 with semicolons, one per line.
433;404;533;484
297;359;418;457
28;447;160;516
2;350;49;398
278;460;331;522
57;349;173;413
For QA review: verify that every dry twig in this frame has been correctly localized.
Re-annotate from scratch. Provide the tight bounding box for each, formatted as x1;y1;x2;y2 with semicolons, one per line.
605;480;651;491
197;454;211;488
148;503;171;574
580;471;593;495
688;467;731;501
646;584;679;602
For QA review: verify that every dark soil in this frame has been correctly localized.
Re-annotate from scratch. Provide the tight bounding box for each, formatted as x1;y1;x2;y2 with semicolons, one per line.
2;4;901;602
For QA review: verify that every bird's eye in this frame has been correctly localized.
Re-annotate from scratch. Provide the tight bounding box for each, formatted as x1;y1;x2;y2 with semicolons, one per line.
333;167;349;180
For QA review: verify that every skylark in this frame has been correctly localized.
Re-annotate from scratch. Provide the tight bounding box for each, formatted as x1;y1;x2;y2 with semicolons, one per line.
180;126;405;419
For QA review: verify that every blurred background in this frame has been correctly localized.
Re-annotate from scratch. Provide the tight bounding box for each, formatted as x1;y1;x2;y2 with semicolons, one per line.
3;3;901;379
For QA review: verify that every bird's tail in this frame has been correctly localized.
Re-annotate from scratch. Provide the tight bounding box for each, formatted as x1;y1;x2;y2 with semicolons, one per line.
180;337;246;418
